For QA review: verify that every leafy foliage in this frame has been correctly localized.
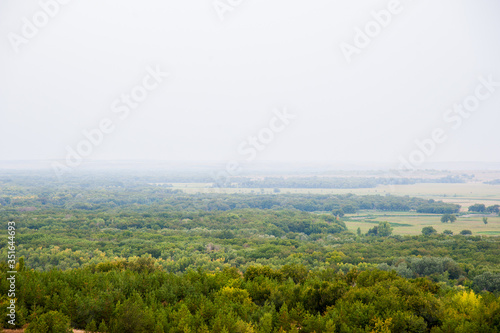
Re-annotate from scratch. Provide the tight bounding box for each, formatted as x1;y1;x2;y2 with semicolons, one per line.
0;173;499;332
25;311;72;333
422;226;437;236
1;265;499;332
441;214;457;223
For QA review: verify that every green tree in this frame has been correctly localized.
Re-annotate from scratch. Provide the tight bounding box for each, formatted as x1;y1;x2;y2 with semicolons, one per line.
377;222;393;237
367;222;392;237
473;272;500;293
460;230;472;235
341;204;357;214
98;320;108;333
443;230;453;235
483;217;488;225
85;319;97;333
422;226;437;236
110;294;155;333
17;256;25;272
26;311;72;333
468;204;486;213
440;214;456;223
486;205;500;213
332;209;344;218
154;322;164;333
366;226;378;236
258;313;273;333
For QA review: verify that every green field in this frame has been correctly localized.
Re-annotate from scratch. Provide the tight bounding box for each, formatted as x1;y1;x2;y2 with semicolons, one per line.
344;211;500;236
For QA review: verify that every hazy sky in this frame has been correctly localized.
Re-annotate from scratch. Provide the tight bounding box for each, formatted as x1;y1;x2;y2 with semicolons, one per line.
1;0;499;168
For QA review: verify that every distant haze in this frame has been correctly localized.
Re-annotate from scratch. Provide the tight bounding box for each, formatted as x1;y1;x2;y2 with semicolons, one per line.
1;0;500;168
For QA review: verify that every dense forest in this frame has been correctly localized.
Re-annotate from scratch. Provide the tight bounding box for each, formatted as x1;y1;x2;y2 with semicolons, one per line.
0;173;499;332
0;172;460;214
2;263;500;332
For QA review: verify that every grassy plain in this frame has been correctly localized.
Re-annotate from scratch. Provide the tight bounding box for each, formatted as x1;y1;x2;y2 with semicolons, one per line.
344;211;500;236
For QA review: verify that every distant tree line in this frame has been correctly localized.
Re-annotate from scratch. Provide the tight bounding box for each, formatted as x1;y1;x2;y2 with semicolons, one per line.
468;204;500;214
0;189;461;215
228;175;466;189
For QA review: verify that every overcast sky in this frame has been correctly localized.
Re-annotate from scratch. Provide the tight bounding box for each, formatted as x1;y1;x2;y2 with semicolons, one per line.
1;0;499;169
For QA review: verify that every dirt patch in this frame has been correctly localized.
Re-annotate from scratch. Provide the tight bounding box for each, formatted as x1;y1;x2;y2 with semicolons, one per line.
3;325;27;333
4;328;86;333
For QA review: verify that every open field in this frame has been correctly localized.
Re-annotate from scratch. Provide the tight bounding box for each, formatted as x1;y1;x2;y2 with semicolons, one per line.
344;211;500;236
